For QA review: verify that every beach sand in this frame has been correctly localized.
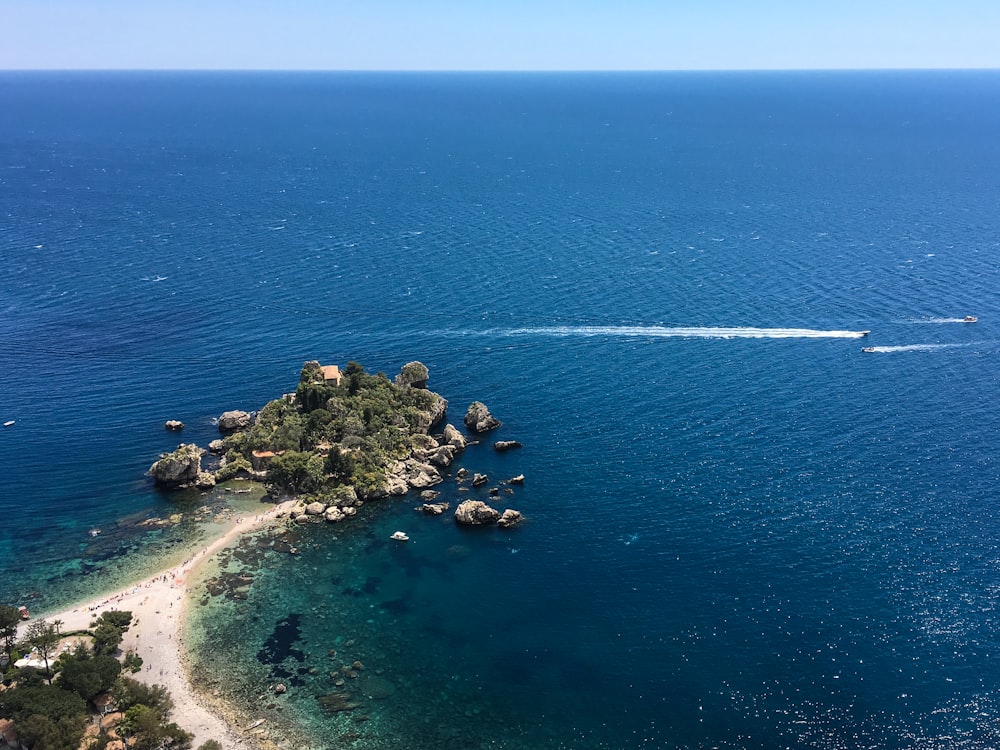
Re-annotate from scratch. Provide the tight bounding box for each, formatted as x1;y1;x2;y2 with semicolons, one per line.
16;500;299;750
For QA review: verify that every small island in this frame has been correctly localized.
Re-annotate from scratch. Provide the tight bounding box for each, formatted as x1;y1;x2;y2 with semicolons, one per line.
148;360;520;529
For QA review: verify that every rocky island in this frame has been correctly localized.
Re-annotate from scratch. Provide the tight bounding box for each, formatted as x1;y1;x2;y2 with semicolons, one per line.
149;360;522;529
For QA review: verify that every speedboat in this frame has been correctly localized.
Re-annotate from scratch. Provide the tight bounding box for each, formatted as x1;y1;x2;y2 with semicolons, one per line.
963;315;978;323
861;347;876;353
860;331;871;336
3;420;13;427
390;531;410;542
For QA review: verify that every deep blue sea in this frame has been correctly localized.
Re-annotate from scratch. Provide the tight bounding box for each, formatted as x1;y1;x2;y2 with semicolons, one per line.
3;70;1000;748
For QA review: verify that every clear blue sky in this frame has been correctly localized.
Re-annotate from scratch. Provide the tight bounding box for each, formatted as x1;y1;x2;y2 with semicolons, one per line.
2;0;998;71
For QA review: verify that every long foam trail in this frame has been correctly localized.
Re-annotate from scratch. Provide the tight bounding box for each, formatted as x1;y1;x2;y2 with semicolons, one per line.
504;325;872;340
863;344;966;353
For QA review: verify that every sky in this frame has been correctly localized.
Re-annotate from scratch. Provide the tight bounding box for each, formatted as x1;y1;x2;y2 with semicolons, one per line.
1;0;998;71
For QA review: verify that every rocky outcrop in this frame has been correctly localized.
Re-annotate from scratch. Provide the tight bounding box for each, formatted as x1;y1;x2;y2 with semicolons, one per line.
411;435;457;469
218;410;252;432
207;439;226;454
455;500;501;526
149;444;205;488
497;509;524;529
442;423;468;450
395;361;430;389
471;473;488;487
417;502;450;515
464;402;501;433
304;501;326;516
195;471;216;489
427;394;448;432
164;420;184;431
493;440;522;452
509;474;525;485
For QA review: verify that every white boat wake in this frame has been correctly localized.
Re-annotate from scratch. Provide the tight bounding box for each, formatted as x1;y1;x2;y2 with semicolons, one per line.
501;325;872;340
863;343;966;353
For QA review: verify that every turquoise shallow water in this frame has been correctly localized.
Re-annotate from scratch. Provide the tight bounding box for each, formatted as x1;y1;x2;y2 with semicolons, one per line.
3;71;1000;748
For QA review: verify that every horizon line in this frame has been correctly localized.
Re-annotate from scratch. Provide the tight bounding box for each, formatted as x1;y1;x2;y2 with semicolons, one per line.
2;66;999;74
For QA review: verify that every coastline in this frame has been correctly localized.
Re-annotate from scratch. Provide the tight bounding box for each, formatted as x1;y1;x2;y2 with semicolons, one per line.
16;501;298;750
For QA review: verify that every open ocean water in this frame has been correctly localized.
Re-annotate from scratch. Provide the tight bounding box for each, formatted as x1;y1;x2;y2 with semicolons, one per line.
2;70;1000;748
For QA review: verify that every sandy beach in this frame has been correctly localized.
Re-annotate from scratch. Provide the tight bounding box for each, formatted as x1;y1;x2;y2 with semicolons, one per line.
16;501;297;750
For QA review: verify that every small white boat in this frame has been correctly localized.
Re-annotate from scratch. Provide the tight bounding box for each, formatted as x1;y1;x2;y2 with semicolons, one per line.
963;315;978;323
89;529;102;537
390;531;410;542
3;420;14;427
861;347;876;353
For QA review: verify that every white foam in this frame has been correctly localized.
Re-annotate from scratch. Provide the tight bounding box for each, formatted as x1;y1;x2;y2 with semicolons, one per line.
864;344;965;353
503;325;872;340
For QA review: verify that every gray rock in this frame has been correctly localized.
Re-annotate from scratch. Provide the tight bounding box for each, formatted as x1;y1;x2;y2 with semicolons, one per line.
493;440;523;452
218;410;252;432
455;500;501;526
464;402;501;433
149;444;205;488
471;473;488;487
442;423;468;450
195;471;216;490
417;502;450;515
497;509;524;529
304;501;327;516
207;439;226;454
164;420;184;431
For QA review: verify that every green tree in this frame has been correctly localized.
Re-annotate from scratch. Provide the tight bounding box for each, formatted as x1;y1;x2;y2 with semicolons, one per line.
94;610;133;631
266;451;324;494
123;650;144;674
24;620;60;683
112;677;173;714
0;684;87;750
92;622;124;656
324;448;356;484
15;712;87;750
91;610;133;656
57;652;121;701
119;704;191;750
0;604;20;667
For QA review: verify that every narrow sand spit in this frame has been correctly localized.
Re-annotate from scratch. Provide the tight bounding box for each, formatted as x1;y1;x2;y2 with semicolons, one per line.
17;501;297;750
